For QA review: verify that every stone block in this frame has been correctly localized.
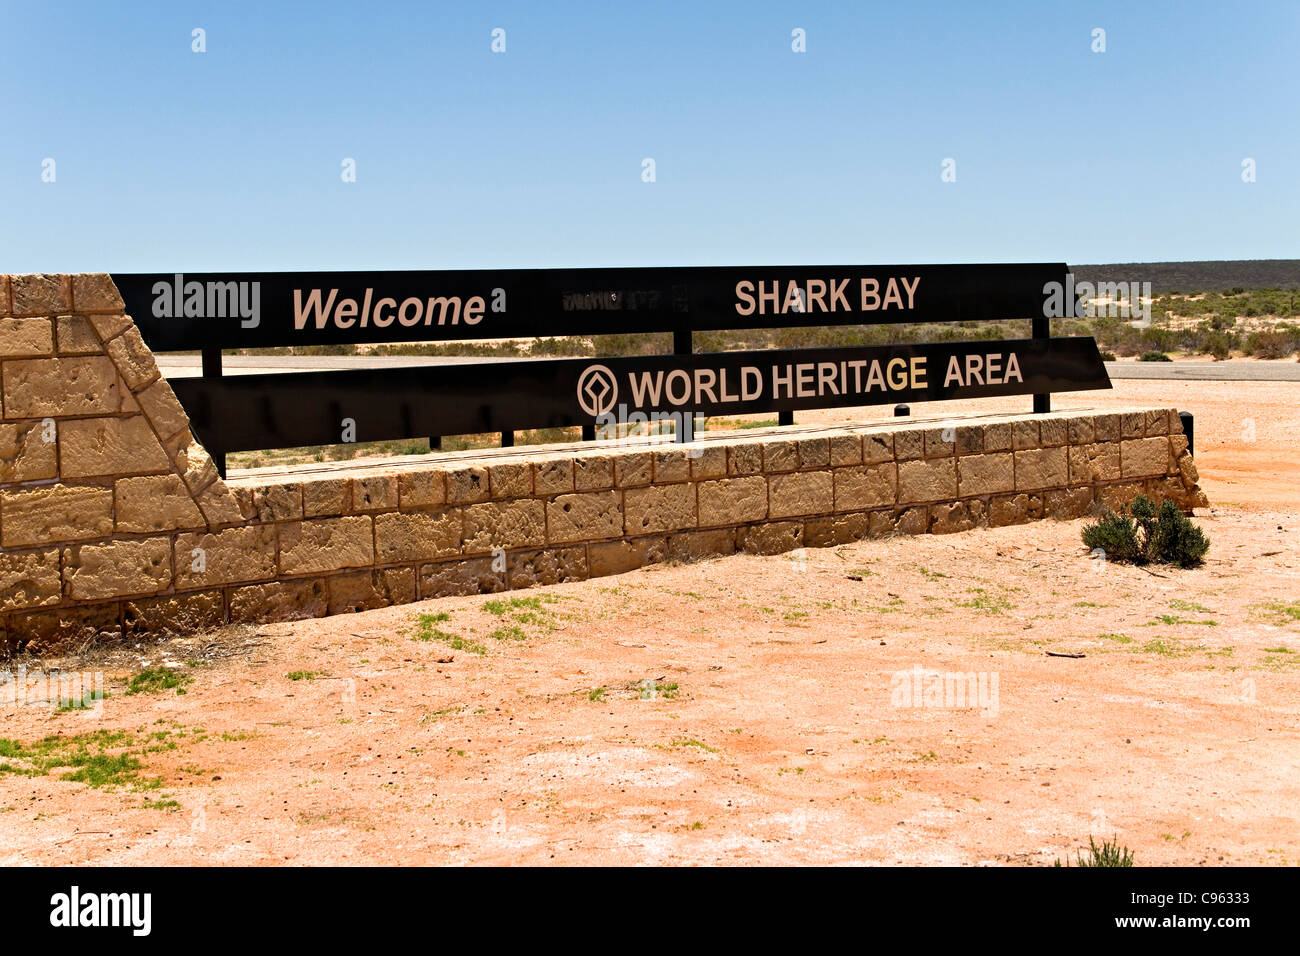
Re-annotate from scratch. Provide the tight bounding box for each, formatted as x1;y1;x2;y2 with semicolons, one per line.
399;470;444;510
666;528;737;562
1;484;113;546
2;356;129;417
302;477;350;517
0;548;61;611
587;536;666;576
1013;447;1068;490
488;460;533;498
615;452;654;486
804;512;871;548
277;516;374;574
653;448;692;483
1067;443;1121;485
59;416;169;478
930;499;984;534
114;474;205;533
829;434;862;466
124;590;225;636
328;568;416;614
833;463;896;511
796;437;831;469
445;465;489;504
55;315;102;355
134;378;190;441
988;492;1043;527
0;421;57;482
85;313;131;341
170;434;218;493
897;458;957;502
10;274;70;316
688;446;727;480
462;499;546;552
1012;420;1039;450
956;453;1014;496
697;476;767;527
506;547;588;589
954;425;983;455
1044;486;1095;520
762;439;799;472
229;579;328;624
419;556;506;597
9;603;121;655
174;525;278;588
1093;413;1122;442
196;481;245;528
1068;416;1095;445
64;537;171;600
1145;408;1170;436
0;318;53;357
375;509;463;563
1039;418;1068;446
105;326;158;390
894;429;925;460
546;491;622;543
863;433;893;463
253;483;303;522
534;458;574;495
573;455;615;491
349;474;397;512
70;274;124;313
624;483;696;534
725;442;763;476
737;521;802;555
1120;437;1172;479
769;471;833;518
923;427;954;458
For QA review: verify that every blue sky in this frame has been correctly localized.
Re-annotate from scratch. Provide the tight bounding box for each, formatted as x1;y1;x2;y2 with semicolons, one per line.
2;1;1296;272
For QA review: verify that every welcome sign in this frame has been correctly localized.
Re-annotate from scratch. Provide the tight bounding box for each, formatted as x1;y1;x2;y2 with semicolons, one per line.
112;263;1065;349
118;262;1105;470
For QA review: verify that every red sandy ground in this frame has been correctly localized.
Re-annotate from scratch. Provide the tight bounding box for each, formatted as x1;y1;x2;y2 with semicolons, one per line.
1;379;1297;865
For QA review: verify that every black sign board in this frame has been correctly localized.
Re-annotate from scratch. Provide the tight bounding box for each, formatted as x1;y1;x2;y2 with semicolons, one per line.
172;338;1109;460
112;263;1065;349
115;262;1103;474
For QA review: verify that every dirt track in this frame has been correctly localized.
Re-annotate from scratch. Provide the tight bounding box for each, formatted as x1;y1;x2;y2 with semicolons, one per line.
1;380;1297;866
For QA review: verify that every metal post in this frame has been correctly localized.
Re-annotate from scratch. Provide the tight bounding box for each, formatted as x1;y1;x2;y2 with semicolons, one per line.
674;326;693;444
894;404;910;417
1032;314;1050;414
501;431;514;448
200;346;227;477
778;410;794;427
1179;411;1194;457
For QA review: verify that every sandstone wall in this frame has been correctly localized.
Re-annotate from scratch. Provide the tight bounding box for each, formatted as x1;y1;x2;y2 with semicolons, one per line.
0;273;1208;653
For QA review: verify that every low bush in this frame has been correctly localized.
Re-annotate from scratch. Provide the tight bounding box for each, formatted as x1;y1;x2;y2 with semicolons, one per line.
1139;351;1172;362
1083;495;1209;567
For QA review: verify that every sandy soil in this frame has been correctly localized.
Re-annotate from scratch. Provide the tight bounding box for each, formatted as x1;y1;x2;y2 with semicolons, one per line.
1;380;1297;866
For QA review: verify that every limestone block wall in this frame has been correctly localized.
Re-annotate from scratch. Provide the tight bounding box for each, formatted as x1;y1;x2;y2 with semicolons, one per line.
0;273;1209;654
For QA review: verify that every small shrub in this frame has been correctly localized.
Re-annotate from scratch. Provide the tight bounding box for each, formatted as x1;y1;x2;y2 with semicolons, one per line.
1054;836;1135;867
1147;499;1210;567
1139;350;1172;362
1082;495;1209;567
1081;511;1142;562
1098;350;1118;362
